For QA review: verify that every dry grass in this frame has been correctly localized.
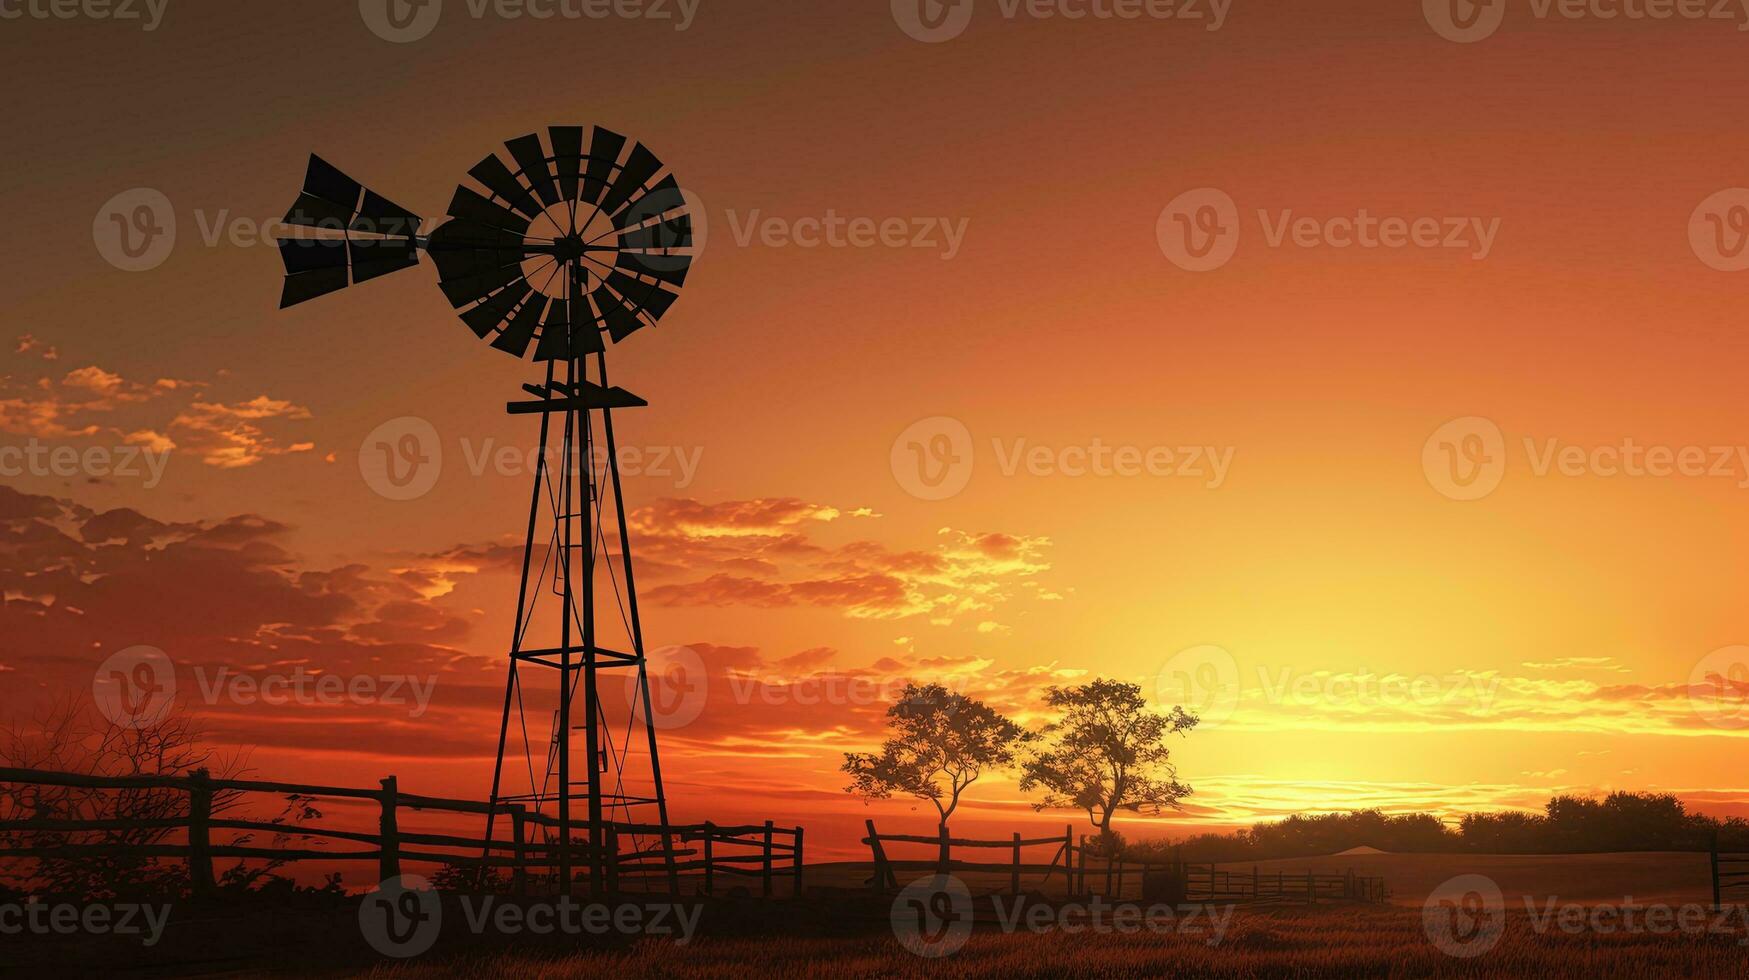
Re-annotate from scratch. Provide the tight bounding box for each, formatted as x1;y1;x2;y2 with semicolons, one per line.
364;904;1749;979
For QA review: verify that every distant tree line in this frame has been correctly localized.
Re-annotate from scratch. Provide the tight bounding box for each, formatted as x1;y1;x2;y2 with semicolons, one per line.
1127;792;1749;862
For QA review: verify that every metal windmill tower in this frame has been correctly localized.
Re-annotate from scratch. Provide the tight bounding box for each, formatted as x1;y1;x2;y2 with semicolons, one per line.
274;126;694;893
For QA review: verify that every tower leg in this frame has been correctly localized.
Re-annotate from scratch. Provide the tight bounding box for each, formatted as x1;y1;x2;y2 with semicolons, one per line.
485;362;554;870
557;356;575;895
598;352;679;896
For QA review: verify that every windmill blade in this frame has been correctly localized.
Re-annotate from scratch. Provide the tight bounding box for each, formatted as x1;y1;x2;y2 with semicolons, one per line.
460;284;533;339
491;295;548;357
447;187;533;236
468;153;543;220
506;133;561;209
615;251;690;288
613;175;687;231
592;287;647;343
283;155;361;229
601;143;664;217
355;189;422;238
550;126;584;204
278;238;350;308
275;155;424;307
583;127;627;206
348;237;420;284
533;299;574;361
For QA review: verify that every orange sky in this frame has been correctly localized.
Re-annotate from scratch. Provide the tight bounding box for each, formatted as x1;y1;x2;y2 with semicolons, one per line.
5;1;1749;860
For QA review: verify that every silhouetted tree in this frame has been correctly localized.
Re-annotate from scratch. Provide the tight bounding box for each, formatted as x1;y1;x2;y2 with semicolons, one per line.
1020;679;1196;852
0;696;247;899
842;684;1028;850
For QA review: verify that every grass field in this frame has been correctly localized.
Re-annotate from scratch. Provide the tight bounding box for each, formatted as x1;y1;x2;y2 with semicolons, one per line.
8;852;1744;977
1227;850;1715;906
364;904;1749;979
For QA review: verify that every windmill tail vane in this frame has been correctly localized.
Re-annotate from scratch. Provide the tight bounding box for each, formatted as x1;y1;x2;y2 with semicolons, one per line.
274;126;698;895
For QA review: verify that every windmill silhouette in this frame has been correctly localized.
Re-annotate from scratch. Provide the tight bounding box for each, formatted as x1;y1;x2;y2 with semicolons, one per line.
275;126;694;893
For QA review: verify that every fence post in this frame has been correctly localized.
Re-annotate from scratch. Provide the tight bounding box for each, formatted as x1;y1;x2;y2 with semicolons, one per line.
703;821;715;896
187;767;215;899
793;827;805;899
510;805;528;896
1713;829;1722;912
1064;825;1074;897
1012;832;1022;895
606;823;620;895
1077;835;1088;897
378;776;400;883
762;820;775;898
1252;865;1259;901
866;819;894;892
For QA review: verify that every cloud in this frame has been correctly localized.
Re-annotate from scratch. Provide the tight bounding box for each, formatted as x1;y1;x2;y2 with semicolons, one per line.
169;396;315;468
13;335;58;360
629;498;1055;627
0;359;307;470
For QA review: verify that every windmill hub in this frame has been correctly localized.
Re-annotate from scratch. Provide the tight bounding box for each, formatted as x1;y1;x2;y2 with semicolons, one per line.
553;234;586;263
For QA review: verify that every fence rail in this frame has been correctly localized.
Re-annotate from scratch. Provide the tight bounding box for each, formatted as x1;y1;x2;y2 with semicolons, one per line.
0;767;801;898
1710;832;1749;911
860;822;1385;904
862;820;1075;895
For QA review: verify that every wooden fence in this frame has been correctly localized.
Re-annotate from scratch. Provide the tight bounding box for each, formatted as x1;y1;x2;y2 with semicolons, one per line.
0;767;802;898
862;820;1076;895
1710;832;1749;911
861;822;1385;904
1185;863;1386;904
